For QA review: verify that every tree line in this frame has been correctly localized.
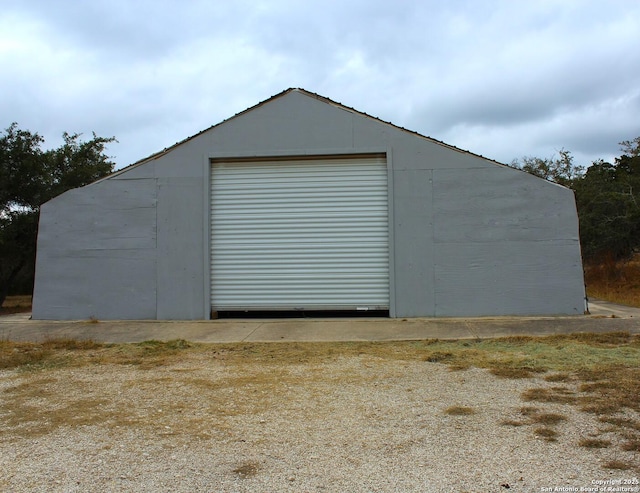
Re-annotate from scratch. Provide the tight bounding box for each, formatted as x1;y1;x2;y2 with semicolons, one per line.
1;122;639;307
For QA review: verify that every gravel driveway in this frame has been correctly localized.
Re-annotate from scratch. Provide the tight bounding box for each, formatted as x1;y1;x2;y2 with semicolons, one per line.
1;351;638;492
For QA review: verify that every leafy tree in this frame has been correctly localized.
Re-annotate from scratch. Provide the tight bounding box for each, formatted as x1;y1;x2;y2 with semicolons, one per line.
620;137;640;157
0;123;115;306
573;146;640;262
510;149;584;187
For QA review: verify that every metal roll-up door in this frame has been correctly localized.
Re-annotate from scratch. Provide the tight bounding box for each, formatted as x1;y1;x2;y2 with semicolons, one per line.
210;154;389;312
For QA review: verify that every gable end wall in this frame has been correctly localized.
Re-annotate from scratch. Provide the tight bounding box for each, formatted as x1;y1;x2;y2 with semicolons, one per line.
32;90;585;319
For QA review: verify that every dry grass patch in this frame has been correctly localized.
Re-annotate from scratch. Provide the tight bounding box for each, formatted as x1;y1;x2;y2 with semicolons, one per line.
622;439;640;452
521;387;578;405
489;366;543;379
1;377;122;439
0;338;103;370
531;413;568;426
0;338;198;371
544;372;574;383
576;367;640;415
578;438;611;449
585;256;640;308
500;419;526;427
503;407;568;442
603;460;633;470
534;427;559;442
4;332;639;375
423;351;455;363
0;295;32;314
519;406;540;416
444;406;476;416
233;462;260;479
598;416;640;431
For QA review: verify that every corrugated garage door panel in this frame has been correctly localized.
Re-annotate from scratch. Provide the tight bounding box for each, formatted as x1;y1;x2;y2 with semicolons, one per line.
210;155;389;311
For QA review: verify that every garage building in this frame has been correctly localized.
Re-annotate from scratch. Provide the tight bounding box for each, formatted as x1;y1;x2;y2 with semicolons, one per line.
32;88;586;320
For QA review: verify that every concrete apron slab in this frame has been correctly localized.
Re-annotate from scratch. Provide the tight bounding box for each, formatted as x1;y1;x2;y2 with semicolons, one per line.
241;317;640;342
587;298;640;318
1;310;639;344
0;317;263;344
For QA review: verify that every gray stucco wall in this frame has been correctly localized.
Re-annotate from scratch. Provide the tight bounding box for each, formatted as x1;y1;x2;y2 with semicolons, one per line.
32;89;585;319
33;178;158;319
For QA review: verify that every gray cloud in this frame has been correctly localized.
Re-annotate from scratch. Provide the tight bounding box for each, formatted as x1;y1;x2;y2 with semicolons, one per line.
2;0;639;168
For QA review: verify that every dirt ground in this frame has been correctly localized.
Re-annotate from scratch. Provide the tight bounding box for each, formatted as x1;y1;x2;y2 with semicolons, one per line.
1;342;639;492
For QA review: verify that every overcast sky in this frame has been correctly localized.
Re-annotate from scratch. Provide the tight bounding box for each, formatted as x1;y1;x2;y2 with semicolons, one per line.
2;0;639;170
